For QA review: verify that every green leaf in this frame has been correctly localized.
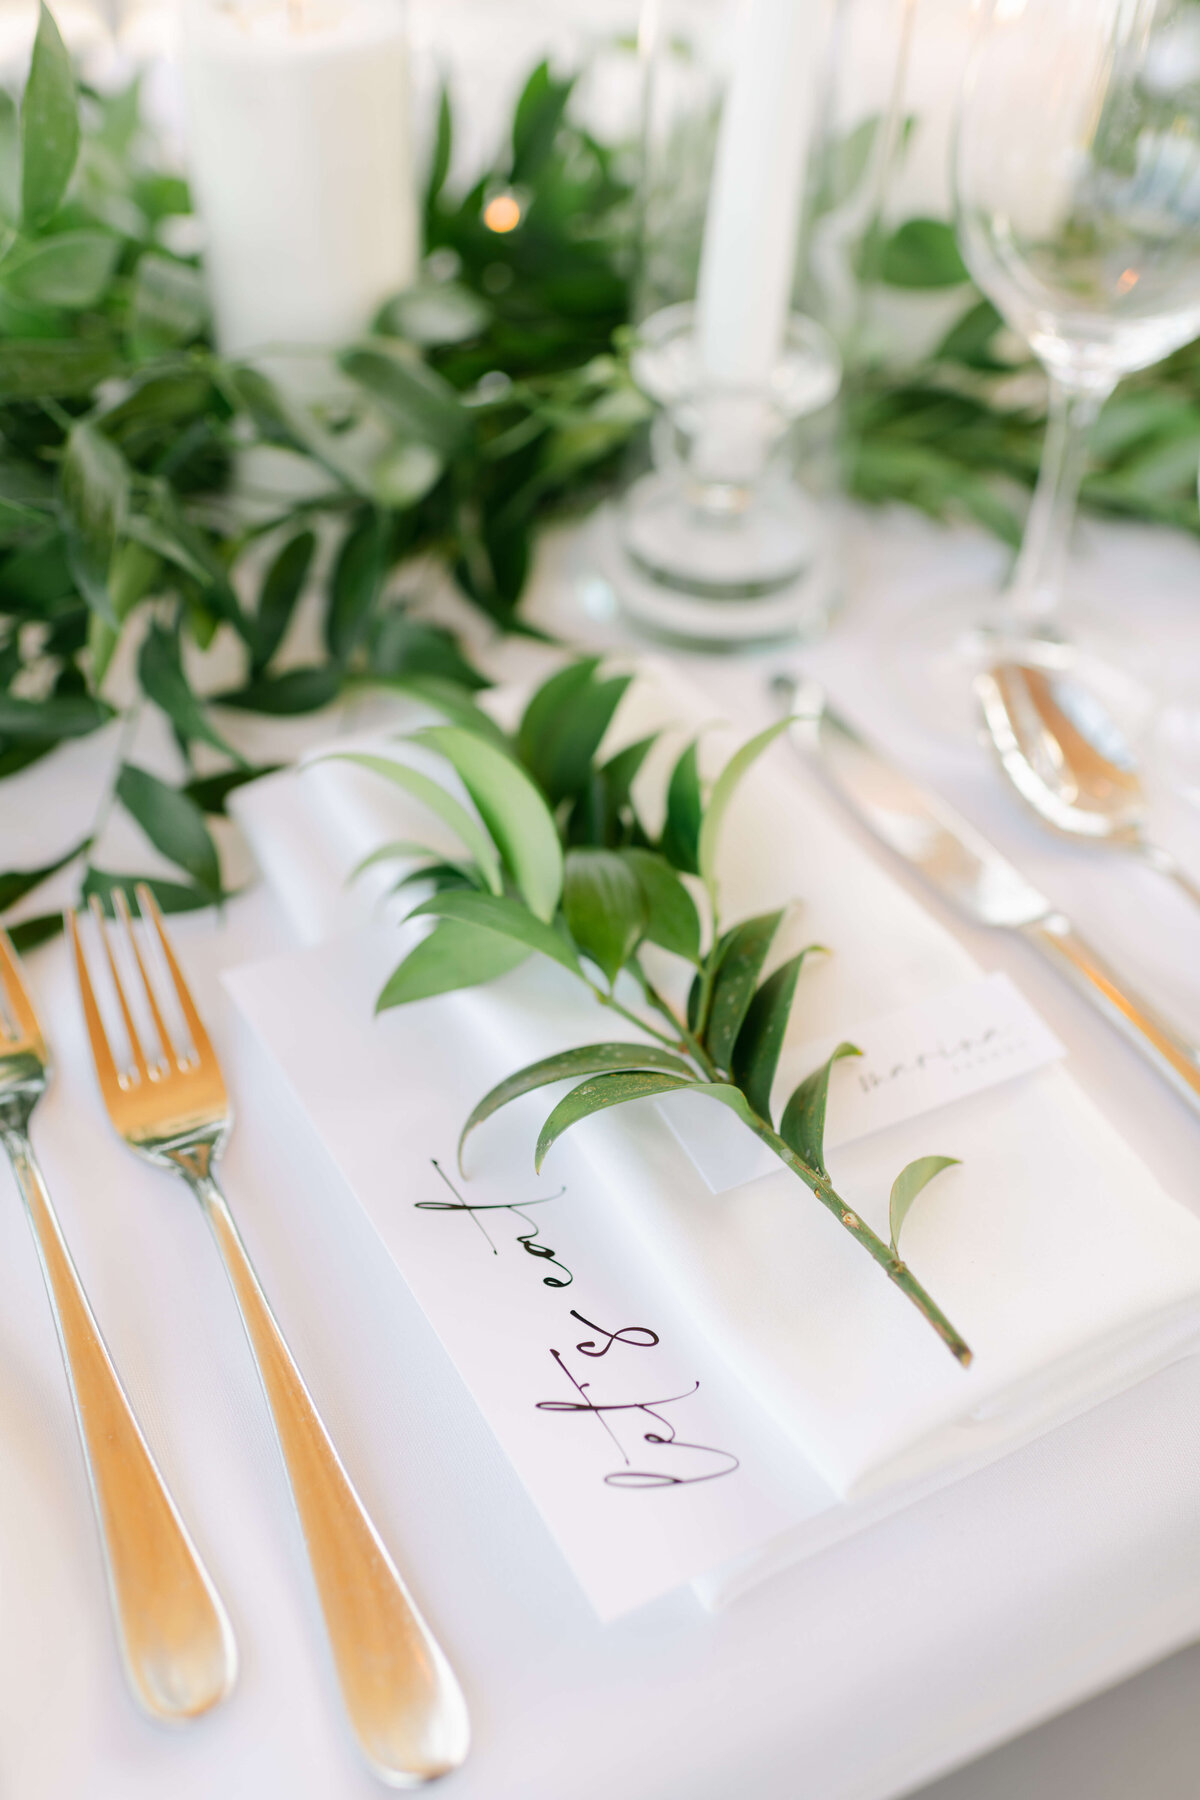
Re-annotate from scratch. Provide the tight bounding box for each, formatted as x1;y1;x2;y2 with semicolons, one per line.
115;763;220;895
619;848;700;962
424;84;452;219
59;421;129;621
183;764;282;815
534;1070;754;1173
376;673;504;742
139;622;241;761
878;218;969;289
82;866;216;917
660;740;702;874
812;113;879;217
327;512;385;661
562;847;645;983
516;657;631;802
107;537;160;623
0;337;119;399
705;910;783;1073
600;733;657;811
370;440;443;509
458;1040;696;1167
730;951;817;1124
452;511;532;623
0;231;119;308
407;888;582;977
368;619;490;694
339;342;471;457
935;298;1006;368
0;689;110;738
890;1155;961;1255
697;719;790;887
7;910;61;952
349;838;447;882
779;1042;862;1177
21;3;80;230
376;918;530;1010
510;60;574;184
319;751;503;895
254;529;315;672
391;860;475;896
418;723;563;920
0;90;20;226
0;835;87;911
128;252;207;354
224;363;368;494
219;666;341;715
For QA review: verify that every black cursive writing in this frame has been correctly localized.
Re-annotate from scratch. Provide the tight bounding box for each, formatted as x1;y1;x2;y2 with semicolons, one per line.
418;1161;573;1287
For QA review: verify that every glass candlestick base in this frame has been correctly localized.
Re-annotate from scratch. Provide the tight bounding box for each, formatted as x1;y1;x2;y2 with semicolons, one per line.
611;303;841;648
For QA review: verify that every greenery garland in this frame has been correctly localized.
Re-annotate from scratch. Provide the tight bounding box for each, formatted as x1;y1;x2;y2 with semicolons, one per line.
2;6;1200;952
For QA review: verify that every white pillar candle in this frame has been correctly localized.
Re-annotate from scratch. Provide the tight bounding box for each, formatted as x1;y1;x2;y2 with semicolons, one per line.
694;0;830;388
181;0;418;361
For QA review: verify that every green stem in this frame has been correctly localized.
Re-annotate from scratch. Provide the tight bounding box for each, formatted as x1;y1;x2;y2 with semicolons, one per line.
743;1107;972;1366
634;962;719;1080
589;981;683;1053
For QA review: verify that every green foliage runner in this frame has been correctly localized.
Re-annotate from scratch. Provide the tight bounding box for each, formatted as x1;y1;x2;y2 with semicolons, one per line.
4;10;1200;952
345;657;969;1363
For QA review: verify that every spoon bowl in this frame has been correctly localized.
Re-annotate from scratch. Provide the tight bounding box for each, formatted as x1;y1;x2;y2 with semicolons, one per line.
976;661;1200;906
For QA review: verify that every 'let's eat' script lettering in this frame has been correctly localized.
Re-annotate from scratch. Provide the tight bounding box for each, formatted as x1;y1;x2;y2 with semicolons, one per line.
418;1163;740;1492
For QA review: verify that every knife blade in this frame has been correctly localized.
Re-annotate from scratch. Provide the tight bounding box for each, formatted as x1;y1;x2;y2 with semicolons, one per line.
780;674;1200;1120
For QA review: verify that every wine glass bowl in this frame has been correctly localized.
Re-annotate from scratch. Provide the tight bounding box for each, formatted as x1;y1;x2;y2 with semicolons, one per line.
957;0;1200;392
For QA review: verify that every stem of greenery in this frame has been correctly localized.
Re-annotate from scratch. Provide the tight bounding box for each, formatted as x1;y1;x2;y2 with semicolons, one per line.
591;981;683;1052
745;1111;972;1364
633;961;720;1080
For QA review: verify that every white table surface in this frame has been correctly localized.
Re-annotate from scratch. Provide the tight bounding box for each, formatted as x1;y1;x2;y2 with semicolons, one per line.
4;503;1200;1800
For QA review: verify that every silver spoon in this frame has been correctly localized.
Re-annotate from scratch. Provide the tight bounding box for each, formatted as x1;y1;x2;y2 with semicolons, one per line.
975;659;1200;909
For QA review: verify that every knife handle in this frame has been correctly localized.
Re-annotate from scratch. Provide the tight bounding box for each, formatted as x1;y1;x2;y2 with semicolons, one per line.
1021;912;1200;1115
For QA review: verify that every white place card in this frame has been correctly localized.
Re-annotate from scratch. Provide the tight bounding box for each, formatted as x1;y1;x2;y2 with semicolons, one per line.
658;973;1066;1196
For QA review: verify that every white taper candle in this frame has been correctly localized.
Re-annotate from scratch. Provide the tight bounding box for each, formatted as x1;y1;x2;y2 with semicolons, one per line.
695;0;830;388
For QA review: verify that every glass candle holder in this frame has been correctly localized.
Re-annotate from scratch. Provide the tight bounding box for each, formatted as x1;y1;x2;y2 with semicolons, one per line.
607;302;841;647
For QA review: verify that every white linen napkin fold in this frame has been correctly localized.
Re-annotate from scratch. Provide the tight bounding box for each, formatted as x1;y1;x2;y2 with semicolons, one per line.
229;663;1200;1502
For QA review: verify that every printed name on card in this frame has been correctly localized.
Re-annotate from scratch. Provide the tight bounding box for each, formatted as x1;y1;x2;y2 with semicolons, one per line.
658;972;1065;1196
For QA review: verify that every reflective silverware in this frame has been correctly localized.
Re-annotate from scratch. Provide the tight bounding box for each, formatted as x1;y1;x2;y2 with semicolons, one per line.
69;886;469;1788
0;930;236;1721
976;660;1200;909
772;673;1200;1119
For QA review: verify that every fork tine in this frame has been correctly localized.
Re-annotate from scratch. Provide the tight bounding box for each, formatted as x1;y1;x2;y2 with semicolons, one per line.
88;892;150;1084
135;885;217;1067
0;929;42;1047
114;887;179;1070
67;907;129;1099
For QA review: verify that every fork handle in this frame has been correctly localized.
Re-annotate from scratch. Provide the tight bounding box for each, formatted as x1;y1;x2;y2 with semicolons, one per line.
1;1130;236;1721
192;1172;469;1786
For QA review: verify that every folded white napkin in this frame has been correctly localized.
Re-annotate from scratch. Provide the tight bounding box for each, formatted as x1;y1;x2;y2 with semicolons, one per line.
230;661;1200;1503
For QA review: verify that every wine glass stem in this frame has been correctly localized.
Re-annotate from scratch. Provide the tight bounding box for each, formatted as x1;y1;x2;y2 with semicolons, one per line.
1009;373;1113;628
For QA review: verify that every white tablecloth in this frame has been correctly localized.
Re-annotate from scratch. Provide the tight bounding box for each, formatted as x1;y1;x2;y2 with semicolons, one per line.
4;504;1200;1800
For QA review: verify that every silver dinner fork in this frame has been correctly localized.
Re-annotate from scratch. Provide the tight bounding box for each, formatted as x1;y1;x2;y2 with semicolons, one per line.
68;885;469;1788
0;929;236;1720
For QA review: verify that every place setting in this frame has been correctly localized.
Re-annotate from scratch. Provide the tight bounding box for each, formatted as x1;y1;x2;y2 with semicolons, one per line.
4;1;1200;1797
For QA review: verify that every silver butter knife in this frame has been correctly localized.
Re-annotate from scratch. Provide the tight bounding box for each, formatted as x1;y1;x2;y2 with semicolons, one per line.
775;674;1200;1119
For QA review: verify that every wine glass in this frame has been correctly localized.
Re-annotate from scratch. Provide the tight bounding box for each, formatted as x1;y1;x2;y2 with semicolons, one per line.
907;0;1200;729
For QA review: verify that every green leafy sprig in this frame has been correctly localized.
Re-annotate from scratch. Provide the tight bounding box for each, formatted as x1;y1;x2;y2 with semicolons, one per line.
0;10;644;941
345;658;970;1364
